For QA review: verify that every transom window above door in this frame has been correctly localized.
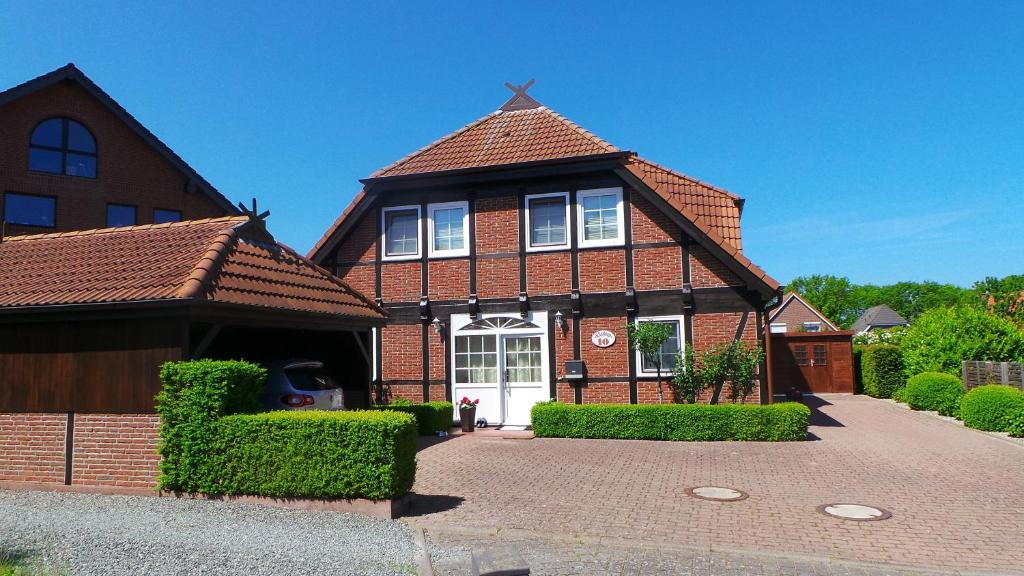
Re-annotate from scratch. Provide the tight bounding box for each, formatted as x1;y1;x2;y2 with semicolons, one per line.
525;192;569;251
381;205;421;260
29;117;97;178
577;188;624;247
428;201;469;257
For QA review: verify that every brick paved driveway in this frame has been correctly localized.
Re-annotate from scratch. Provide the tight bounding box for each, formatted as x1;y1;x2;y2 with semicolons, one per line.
410;395;1024;574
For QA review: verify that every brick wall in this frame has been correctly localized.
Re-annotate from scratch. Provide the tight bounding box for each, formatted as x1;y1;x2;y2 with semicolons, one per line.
381;324;423;380
578;249;625;293
526;252;571;295
583;382;629;403
428;331;447;380
580;317;628;378
0;413;66;483
475;196;518;254
428;259;470;300
335;215;376;263
690;245;742;288
631;193;680;243
71;414;160;489
337;264;375;300
387;383;424;403
380;261;421;301
770;297;834;331
633;246;682;290
476;257;519;299
0;80;226;237
691;311;762;403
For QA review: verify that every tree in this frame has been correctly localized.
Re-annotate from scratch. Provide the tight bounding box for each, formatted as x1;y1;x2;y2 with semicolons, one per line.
671;341;765;404
671;348;701;404
900;305;1024;376
787;275;858;328
627;321;673;404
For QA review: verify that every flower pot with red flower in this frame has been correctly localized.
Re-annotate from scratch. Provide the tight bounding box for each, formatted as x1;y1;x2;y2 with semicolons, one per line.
459;397;480;432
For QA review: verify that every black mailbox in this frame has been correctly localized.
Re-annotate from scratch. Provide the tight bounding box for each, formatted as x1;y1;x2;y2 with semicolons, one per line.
564;359;586;380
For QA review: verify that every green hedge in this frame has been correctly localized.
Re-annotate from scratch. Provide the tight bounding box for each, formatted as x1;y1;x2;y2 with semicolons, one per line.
530;402;810;441
1007;410;1024;438
959;385;1024;432
852;346;864;394
156;360;417;500
904;372;964;416
900;306;1024;377
208;411;416;499
373;401;453;435
860;344;905;398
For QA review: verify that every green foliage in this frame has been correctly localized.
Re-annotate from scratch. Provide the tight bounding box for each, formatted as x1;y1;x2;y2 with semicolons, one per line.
900;306;1024;377
1006;409;1024;438
531;401;809;441
155;360;267;492
904;372;964;416
788;275;969;328
971;275;1024;326
786;275;858;328
852;326;907;346
373;401;453;435
157;360;417;500
208;410;416;499
959;385;1024;432
628;321;674;403
859;344;905;398
671;341;764;404
891;386;907;403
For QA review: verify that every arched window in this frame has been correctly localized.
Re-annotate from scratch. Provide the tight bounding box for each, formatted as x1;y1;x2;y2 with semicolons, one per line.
29;117;97;178
459;316;539;331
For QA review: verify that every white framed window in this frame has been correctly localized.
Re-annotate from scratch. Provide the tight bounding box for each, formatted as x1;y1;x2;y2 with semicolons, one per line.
525;192;570;252
802;322;822;332
427;201;469;258
634;315;685;374
381;205;421;261
770;323;787;334
577;187;624;248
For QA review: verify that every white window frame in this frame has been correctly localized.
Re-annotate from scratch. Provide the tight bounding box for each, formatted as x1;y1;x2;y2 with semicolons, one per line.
634;315;686;375
802;322;822;332
576;187;625;248
381;205;422;262
427;200;469;258
525;192;570;252
770;323;787;334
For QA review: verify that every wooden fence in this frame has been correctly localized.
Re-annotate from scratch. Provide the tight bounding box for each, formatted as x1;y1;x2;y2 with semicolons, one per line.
962;361;1024;391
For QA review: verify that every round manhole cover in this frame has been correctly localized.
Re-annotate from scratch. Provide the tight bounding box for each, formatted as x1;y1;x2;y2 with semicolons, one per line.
817;503;891;521
685;486;748;502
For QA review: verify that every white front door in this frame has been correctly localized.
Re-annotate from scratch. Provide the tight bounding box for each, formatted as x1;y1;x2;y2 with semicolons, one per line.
450;313;549;426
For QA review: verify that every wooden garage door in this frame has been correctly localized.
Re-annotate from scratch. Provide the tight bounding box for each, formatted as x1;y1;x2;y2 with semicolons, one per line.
769;333;854;394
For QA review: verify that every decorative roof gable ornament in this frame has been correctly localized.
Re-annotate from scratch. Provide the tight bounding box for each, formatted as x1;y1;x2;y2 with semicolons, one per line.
237;197;275;243
500;79;542;111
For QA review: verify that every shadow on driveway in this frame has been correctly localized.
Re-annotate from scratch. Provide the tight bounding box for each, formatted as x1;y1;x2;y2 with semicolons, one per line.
803;395;845;428
403;494;465;517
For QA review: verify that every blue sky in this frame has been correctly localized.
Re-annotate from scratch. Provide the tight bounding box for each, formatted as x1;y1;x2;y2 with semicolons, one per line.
2;1;1021;287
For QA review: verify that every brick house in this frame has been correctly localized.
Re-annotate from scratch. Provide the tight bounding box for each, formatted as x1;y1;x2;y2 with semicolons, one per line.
767;292;839;333
310;83;782;425
0;63;236;237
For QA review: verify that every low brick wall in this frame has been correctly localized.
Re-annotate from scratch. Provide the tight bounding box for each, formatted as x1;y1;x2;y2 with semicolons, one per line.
0;412;159;489
0;413;67;484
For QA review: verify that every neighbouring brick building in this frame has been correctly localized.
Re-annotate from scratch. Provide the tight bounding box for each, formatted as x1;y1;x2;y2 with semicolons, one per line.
310;82;782;425
0;64;236;237
767;292;839;333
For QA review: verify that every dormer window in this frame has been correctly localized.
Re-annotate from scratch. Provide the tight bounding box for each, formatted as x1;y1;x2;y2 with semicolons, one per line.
29;117;97;178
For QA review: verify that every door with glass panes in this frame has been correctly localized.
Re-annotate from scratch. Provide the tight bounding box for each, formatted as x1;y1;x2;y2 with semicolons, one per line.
451;315;548;426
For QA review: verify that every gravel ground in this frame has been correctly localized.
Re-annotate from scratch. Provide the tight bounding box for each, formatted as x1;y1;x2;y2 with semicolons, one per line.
0;490;418;576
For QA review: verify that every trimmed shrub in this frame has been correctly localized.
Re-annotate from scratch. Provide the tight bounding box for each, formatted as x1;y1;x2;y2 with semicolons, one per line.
156;360;267;493
1007;410;1024;438
904;372;964;416
860;344;905;398
373;401;453;435
530;401;810;442
958;385;1024;432
891;386;907;403
900;306;1024;377
208;411;416;499
852;345;864;394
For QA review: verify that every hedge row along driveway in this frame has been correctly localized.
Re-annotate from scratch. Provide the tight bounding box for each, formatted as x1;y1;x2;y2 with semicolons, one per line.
531;402;811;441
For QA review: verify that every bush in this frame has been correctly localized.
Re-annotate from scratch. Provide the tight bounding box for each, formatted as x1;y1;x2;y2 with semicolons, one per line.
1007;410;1024;438
860;345;905;398
208;411;416;499
157;359;417;500
904;372;964;416
958;385;1024;432
531;401;809;441
891;386;907;403
373;401;453;435
156;360;267;493
900;306;1024;377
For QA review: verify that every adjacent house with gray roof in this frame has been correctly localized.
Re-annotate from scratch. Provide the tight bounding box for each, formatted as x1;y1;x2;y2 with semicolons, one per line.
851;304;909;334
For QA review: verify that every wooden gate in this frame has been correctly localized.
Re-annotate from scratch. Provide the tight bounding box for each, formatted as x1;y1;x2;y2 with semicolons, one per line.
768;331;854;395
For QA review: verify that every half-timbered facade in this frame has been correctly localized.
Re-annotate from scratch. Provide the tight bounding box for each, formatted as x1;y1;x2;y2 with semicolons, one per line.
310;83;782;424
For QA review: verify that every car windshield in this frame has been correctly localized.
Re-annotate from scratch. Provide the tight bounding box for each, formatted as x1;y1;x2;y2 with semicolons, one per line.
285;368;338;391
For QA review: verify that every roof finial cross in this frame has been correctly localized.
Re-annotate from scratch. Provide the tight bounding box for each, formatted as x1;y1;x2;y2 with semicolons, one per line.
500;79;542;111
238;197;270;223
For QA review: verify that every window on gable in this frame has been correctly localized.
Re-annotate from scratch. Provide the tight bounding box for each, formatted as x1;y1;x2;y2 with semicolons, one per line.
3;192;56;228
382;205;421;260
107;204;136;227
428;201;468;257
153;209;182;224
770;323;787;333
803;322;822;332
29;117;97;178
636;317;683;374
577;188;624;247
526;193;568;250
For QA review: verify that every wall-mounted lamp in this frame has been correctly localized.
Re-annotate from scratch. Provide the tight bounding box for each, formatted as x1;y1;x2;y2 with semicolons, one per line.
431;317;445;336
554;310;566;332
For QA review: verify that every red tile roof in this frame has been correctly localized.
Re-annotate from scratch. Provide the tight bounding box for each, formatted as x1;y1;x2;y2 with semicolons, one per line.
0;217;384;319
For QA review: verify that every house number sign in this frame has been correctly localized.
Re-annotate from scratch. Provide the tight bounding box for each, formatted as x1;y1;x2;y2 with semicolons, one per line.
591;330;616;348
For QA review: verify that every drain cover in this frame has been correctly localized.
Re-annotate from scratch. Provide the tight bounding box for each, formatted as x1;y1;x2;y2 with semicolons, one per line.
817;503;891;521
685;486;748;501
